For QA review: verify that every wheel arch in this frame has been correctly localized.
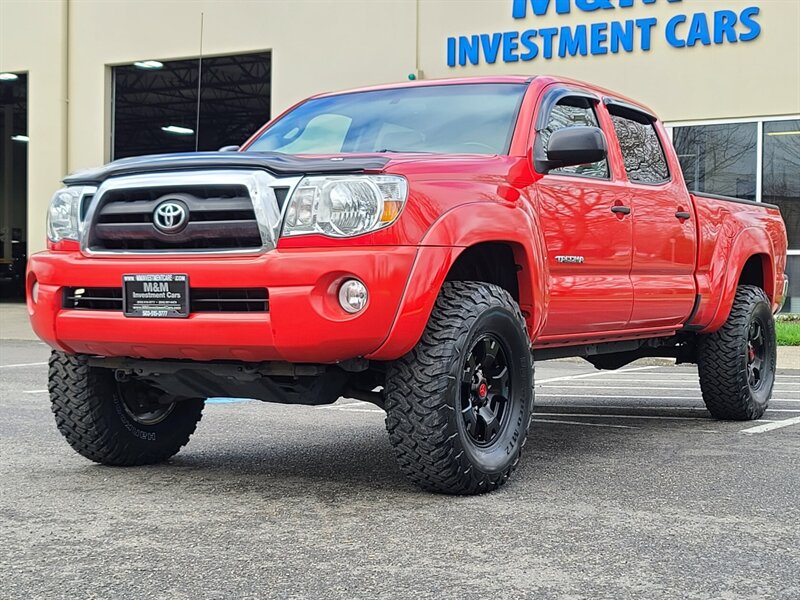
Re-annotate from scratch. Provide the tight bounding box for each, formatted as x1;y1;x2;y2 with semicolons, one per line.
698;228;776;334
366;202;547;360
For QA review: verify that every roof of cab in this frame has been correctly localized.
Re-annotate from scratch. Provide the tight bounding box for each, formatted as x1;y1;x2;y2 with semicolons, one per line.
309;74;660;122
310;75;536;98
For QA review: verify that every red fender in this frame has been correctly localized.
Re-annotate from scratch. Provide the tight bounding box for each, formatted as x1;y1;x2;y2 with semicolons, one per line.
697;227;776;334
367;202;547;360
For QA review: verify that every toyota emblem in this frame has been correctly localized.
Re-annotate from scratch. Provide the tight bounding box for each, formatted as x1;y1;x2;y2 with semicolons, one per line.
153;200;188;233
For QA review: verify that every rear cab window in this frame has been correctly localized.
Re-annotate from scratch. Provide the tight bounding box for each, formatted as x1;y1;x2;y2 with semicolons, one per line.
607;102;670;185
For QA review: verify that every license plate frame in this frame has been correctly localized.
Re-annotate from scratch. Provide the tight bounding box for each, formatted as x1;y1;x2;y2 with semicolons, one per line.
122;274;190;318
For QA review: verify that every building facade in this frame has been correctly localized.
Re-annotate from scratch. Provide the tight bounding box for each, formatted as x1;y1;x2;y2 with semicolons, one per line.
1;0;798;308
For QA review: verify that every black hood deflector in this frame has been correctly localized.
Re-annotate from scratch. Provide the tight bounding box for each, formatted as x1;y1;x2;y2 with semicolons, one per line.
63;152;392;185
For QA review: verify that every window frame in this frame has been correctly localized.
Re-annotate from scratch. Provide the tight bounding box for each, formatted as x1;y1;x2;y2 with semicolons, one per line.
533;87;611;181
605;98;672;187
665;113;800;258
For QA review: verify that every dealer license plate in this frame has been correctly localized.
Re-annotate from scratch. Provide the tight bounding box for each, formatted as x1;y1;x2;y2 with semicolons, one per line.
123;274;189;318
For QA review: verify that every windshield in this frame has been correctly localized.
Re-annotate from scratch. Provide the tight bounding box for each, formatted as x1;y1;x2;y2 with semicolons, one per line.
246;83;527;155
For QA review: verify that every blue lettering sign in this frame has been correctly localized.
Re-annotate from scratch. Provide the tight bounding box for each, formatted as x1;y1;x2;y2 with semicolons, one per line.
559;25;588;57
449;1;762;67
635;17;658;51
609;20;634;53
590;22;608;55
513;0;682;19
665;14;686;48
739;6;761;42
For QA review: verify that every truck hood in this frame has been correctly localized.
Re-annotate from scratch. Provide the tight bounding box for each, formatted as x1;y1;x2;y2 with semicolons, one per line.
62;151;394;185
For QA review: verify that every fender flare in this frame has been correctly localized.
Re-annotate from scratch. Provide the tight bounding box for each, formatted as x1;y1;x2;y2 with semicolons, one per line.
699;227;776;334
366;202;547;360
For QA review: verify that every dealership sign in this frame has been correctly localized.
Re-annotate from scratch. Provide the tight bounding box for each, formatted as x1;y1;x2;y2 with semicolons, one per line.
446;0;762;66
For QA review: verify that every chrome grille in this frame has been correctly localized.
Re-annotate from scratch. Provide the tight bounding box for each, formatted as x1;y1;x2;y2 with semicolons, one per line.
90;185;261;251
81;171;297;256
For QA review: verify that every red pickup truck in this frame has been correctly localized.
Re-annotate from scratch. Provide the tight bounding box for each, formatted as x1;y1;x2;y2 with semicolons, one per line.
28;76;789;494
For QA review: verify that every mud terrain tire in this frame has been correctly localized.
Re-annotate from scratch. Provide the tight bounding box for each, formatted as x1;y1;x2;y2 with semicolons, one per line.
698;285;777;421
385;281;534;495
49;351;204;465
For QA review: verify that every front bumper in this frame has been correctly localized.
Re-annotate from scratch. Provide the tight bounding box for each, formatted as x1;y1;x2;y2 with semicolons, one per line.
27;247;418;363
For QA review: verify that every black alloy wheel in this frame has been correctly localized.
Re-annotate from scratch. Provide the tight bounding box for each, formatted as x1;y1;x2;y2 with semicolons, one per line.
461;334;512;447
746;317;768;392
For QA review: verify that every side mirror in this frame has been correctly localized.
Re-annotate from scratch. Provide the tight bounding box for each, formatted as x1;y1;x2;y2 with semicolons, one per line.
535;126;607;173
218;145;240;152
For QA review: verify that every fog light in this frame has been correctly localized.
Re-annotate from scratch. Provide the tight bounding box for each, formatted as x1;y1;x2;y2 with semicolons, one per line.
338;279;368;314
31;281;39;304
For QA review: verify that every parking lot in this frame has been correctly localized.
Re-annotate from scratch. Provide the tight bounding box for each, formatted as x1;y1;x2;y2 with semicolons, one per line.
2;336;799;599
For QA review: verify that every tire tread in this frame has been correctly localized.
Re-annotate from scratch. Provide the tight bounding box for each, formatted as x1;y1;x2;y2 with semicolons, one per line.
385;281;533;495
49;351;203;465
697;285;775;421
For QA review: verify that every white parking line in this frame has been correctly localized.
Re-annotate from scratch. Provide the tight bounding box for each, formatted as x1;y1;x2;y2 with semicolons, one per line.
537;393;800;402
540;380;797;387
535;403;800;414
534;411;774;423
315;400;369;410
0;362;47;369
23;390;48;394
532;418;638;429
740;416;800;435
566;376;799;382
536;366;660;384
537;404;708;412
538;384;799;394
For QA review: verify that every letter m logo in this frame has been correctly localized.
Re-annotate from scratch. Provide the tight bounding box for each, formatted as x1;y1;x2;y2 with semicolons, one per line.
512;0;570;19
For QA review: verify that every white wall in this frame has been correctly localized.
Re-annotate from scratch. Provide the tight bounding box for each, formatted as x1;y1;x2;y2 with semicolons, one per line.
2;0;799;253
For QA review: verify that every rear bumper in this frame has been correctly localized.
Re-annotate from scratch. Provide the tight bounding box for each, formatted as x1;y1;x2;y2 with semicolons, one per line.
26;247;418;363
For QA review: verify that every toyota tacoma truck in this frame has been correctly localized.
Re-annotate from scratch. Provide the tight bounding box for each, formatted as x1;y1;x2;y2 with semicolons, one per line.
27;76;789;495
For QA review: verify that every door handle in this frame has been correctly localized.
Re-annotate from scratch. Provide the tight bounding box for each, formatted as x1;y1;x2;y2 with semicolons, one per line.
611;205;631;215
675;211;691;220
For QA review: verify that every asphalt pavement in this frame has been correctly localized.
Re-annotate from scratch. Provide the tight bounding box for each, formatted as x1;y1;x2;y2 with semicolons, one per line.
1;337;799;599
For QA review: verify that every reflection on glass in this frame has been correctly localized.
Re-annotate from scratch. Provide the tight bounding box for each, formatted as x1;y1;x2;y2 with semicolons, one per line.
673;123;757;200
782;255;800;314
540;101;608;179
763;120;800;251
248;83;527;155
610;114;669;184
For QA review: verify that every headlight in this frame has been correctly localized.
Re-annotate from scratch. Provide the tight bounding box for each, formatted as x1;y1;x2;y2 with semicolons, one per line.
47;187;89;242
282;175;408;238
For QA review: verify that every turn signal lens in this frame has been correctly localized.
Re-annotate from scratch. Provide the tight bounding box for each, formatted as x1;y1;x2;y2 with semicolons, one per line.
380;200;403;224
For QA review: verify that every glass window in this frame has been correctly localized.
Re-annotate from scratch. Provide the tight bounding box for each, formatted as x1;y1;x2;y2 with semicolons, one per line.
276;114;352;154
782;255;800;314
673;123;757;200
609;112;670;184
540;100;609;178
763;119;800;251
247;83;527;155
112;52;271;159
